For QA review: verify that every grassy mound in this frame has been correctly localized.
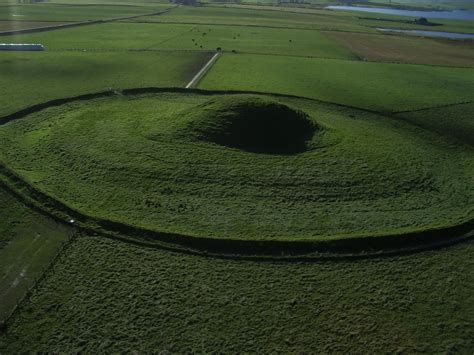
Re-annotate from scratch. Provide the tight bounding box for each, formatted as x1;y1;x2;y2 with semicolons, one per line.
0;91;472;243
183;96;317;154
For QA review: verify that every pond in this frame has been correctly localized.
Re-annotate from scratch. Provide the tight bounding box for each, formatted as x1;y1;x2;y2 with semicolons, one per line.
326;5;474;21
377;28;474;39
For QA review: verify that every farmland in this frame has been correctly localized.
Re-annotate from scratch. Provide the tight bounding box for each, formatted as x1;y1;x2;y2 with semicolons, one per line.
0;0;473;352
199;54;474;112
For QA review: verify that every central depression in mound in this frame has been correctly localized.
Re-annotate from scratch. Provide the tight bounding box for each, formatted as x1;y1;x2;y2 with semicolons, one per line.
0;91;471;242
181;96;317;154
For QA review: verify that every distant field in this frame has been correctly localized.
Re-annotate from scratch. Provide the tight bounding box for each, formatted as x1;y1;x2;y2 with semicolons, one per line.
0;20;72;31
6;22;355;59
1;234;473;352
132;5;373;32
0;187;70;321
210;4;474;33
0;50;212;116
325;31;474;67
200;53;474;112
0;3;170;21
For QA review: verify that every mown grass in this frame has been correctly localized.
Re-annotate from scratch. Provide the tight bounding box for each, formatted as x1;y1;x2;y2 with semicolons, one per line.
6;22;355;59
0;187;70;321
0;92;471;242
0;50;212;117
324;31;474;67
0;3;170;21
200;53;474;112
1;234;473;352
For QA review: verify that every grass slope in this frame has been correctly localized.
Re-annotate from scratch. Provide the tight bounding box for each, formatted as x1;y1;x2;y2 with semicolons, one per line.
0;92;471;242
1;234;473;352
199;53;474;112
0;50;212;117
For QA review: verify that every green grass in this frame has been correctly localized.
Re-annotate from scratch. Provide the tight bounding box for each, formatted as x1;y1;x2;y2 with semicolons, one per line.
200;53;474;112
0;91;471;242
132;5;373;32
395;102;474;145
1;233;473;352
6;22;355;59
0;187;70;321
0;3;170;21
206;3;474;33
0;50;212;117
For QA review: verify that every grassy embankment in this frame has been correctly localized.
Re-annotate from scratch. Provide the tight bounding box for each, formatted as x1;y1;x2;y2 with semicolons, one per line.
0;92;471;243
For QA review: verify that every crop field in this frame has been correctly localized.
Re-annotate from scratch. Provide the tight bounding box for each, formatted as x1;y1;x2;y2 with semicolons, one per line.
325;31;474;67
199;53;474;112
0;0;473;352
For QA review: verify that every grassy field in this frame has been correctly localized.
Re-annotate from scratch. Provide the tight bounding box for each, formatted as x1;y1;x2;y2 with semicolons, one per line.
1;233;473;352
0;0;473;352
0;91;471;242
0;3;171;22
5;21;355;59
131;5;374;32
209;4;474;33
0;50;212;117
0;20;73;31
200;53;474;112
0;187;70;322
324;31;474;67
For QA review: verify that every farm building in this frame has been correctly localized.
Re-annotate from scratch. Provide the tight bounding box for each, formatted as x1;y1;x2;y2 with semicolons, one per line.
0;43;44;51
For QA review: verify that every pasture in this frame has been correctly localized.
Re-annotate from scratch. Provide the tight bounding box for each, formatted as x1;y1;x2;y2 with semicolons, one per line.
1;234;473;353
0;0;473;352
5;22;355;58
0;50;212;116
199;53;474;112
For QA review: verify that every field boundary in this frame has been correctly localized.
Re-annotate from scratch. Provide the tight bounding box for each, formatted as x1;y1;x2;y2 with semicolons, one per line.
0;7;175;36
186;51;221;88
0;224;77;327
0;87;473;261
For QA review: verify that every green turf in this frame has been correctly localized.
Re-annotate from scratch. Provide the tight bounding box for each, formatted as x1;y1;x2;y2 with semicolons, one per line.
0;92;471;242
199;53;474;112
1;233;473;352
0;50;212;117
0;187;70;321
6;22;355;59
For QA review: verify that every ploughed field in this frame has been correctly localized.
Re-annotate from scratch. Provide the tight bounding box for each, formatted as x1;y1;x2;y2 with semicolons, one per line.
0;91;471;244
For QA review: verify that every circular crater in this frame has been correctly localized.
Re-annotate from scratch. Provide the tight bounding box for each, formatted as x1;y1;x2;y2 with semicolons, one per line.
184;96;318;154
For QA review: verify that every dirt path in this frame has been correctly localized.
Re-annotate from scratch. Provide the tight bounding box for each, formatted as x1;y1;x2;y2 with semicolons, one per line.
186;51;221;89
